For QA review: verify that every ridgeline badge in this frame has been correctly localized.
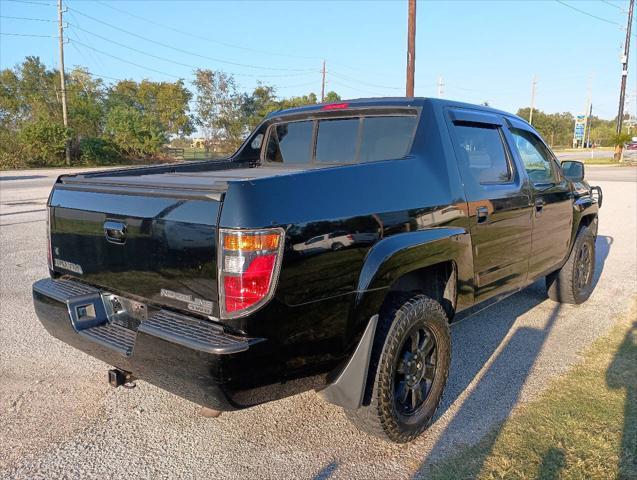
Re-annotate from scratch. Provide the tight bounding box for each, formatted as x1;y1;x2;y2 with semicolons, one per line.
160;288;213;315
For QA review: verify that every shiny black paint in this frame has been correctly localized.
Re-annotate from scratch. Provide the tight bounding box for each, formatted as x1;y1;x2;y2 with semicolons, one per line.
37;97;600;411
49;188;222;317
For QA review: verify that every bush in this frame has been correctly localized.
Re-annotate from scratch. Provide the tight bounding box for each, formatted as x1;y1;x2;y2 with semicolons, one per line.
18;119;69;167
105;106;166;158
79;137;121;165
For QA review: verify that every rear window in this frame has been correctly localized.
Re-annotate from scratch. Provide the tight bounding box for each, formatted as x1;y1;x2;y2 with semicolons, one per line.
264;114;417;165
265;121;313;163
316;119;359;163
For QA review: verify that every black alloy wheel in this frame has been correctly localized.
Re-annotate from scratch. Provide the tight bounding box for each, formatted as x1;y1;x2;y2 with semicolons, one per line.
394;325;438;416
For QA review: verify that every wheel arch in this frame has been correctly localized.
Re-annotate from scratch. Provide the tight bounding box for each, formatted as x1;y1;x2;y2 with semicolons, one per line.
351;227;472;331
319;228;471;410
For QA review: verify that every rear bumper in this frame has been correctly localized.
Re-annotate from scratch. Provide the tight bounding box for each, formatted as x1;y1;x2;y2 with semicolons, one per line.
32;278;273;411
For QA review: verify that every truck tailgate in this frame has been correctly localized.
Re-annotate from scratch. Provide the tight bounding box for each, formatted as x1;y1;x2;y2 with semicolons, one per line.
49;176;223;317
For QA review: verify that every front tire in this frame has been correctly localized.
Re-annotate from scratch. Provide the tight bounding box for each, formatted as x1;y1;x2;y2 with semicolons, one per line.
345;294;451;443
546;226;596;304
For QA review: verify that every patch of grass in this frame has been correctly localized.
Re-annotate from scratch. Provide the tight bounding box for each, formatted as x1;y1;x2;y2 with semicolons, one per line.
422;300;637;480
571;156;619;165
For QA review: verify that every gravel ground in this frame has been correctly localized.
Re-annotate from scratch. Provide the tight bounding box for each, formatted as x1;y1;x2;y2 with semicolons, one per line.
0;168;635;479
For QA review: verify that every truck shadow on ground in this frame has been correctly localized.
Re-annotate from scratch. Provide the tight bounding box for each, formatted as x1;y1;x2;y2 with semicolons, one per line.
606;320;636;479
408;234;612;478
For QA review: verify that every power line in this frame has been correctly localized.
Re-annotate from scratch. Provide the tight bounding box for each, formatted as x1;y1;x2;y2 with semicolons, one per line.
4;0;55;6
66;9;108;72
328;77;386;97
601;0;624;11
67;6;315;73
556;0;637;38
0;32;55;37
94;0;321;61
273;79;320;90
330;70;403;91
0;15;55;22
555;0;620;25
68;38;183;79
66;25;317;79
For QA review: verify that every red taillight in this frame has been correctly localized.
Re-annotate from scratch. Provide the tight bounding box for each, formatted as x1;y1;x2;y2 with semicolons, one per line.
322;102;349;110
219;228;284;319
223;255;276;313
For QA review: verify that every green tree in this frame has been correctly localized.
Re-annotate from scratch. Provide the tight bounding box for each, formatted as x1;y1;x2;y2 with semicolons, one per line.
105;105;165;157
107;79;193;136
516;108;574;147
323;91;341;103
18;118;68;166
67;67;105;139
241;83;278;131
193;69;244;152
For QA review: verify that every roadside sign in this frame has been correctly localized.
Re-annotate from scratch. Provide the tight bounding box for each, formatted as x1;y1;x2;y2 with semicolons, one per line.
574;115;586;141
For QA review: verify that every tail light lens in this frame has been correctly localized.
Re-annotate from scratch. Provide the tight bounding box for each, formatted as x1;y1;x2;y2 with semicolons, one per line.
218;228;285;319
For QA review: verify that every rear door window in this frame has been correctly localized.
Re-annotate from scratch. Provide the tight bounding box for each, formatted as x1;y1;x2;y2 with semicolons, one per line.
452;124;512;184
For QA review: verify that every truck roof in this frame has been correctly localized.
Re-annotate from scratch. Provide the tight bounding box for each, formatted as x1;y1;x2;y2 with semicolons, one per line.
266;97;527;127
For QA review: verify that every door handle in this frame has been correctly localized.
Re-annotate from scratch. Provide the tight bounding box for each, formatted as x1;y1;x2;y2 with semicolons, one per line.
534;198;544;216
476;207;489;224
104;220;127;244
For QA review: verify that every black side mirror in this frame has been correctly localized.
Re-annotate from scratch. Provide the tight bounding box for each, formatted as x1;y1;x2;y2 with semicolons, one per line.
561;160;585;182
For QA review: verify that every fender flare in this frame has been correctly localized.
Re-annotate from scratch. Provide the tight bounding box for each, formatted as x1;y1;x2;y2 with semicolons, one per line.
320;227;471;409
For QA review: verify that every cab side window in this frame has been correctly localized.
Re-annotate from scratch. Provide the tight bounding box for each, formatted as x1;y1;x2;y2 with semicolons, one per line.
453;124;512;184
510;128;557;184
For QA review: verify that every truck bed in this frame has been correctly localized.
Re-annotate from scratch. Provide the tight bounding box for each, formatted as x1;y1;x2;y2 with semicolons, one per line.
57;162;309;199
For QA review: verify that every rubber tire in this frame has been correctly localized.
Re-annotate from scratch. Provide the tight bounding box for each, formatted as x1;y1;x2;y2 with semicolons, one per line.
345;294;451;443
546;225;595;304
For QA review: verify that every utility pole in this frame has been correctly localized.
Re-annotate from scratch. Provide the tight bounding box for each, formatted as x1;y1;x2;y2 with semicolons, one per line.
437;76;444;98
405;0;416;97
582;75;593;148
529;75;537;125
320;60;326;102
616;0;634;137
587;103;593;157
57;0;70;166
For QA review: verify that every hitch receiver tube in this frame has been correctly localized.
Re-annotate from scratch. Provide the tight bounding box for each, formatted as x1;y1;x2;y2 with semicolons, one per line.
108;368;135;388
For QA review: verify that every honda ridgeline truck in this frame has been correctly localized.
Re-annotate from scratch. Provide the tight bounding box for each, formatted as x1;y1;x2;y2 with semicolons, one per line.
33;98;602;443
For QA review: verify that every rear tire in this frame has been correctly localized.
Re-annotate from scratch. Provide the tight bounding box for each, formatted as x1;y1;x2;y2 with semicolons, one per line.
345;294;451;443
546;226;595;304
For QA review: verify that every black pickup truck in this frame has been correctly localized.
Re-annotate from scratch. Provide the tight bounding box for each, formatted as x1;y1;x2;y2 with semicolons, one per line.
33;98;602;443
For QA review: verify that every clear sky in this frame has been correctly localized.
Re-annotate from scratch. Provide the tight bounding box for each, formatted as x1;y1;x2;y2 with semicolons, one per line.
1;0;635;120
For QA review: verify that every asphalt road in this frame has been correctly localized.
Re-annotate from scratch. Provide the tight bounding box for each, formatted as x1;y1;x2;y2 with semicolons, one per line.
1;166;636;479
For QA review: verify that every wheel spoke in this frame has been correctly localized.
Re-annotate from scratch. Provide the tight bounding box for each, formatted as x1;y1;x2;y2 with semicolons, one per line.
397;351;410;374
419;335;435;359
410;330;421;352
412;383;423;408
396;381;409;404
411;387;420;409
424;363;436;380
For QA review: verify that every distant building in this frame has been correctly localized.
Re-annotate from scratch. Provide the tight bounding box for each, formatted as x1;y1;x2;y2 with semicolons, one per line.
191;137;206;148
